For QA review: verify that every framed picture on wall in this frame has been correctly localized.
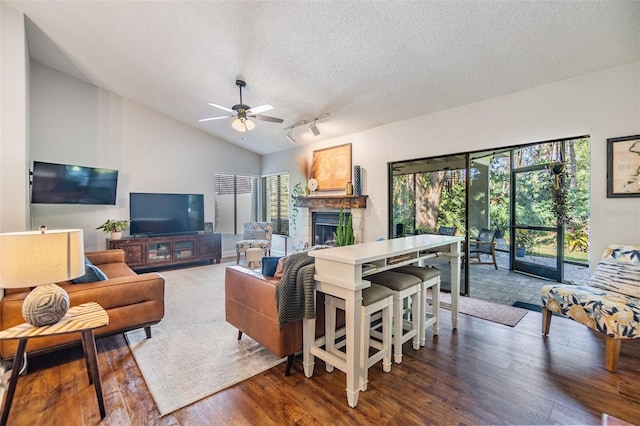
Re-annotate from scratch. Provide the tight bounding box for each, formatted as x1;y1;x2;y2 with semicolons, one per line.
607;134;640;198
312;143;352;191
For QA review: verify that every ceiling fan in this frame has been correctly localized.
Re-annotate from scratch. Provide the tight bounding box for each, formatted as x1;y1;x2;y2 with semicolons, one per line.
199;80;283;132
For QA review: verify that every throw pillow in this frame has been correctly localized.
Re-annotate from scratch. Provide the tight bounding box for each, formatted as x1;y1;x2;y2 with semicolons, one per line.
72;264;108;284
84;256;94;266
262;256;282;277
274;256;286;279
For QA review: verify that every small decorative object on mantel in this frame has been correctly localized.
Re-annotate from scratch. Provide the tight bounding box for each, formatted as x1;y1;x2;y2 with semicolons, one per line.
96;219;129;240
353;165;362;195
308;178;318;194
345;181;353;195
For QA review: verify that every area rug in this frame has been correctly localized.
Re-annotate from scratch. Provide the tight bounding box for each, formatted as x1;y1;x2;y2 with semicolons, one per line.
125;263;285;416
438;292;529;327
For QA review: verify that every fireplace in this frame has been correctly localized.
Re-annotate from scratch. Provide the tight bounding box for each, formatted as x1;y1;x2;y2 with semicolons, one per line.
312;212;350;246
294;195;367;247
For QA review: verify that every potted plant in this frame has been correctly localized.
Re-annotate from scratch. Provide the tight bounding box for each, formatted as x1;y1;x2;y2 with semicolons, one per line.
515;230;535;257
96;219;129;240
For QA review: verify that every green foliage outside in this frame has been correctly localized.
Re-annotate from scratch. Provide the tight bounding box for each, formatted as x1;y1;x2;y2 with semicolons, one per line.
391;138;590;264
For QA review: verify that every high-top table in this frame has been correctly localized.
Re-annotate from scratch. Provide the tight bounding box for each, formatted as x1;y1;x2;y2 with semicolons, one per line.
304;234;463;408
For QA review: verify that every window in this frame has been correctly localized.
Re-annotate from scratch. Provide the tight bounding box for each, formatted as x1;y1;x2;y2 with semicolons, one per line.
261;173;290;235
214;173;258;234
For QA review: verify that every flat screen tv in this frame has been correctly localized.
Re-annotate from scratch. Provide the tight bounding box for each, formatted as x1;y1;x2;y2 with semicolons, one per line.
31;161;119;205
130;192;204;236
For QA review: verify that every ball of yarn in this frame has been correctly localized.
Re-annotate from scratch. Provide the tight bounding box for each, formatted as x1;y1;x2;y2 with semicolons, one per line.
22;284;70;326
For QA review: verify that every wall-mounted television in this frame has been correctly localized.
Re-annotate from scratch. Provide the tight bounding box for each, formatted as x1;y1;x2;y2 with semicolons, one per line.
130;192;205;236
31;161;119;205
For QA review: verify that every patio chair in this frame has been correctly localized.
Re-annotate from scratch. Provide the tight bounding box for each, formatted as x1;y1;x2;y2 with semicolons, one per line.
468;228;497;269
235;222;273;264
540;244;640;371
437;226;457;236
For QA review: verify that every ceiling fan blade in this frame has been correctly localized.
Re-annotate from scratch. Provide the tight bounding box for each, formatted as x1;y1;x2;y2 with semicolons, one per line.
251;114;284;123
199;115;232;122
207;103;234;113
246;104;273;115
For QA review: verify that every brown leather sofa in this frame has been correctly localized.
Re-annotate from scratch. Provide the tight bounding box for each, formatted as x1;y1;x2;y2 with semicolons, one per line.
0;249;165;360
225;265;340;375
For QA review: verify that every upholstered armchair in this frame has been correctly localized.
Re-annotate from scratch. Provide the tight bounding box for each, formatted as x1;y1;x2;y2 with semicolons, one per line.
540;245;640;371
236;222;273;264
468;228;497;269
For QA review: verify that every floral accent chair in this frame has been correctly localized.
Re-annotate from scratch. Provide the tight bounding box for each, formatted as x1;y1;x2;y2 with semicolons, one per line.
235;222;273;264
540;244;640;371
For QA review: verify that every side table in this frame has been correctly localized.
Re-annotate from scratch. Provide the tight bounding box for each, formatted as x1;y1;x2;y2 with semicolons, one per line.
0;302;109;425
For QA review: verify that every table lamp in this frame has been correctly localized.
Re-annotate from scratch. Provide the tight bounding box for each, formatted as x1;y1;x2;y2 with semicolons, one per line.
0;229;84;327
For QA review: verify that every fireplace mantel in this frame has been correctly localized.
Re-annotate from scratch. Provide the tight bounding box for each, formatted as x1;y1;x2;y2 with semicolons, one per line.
295;195;367;209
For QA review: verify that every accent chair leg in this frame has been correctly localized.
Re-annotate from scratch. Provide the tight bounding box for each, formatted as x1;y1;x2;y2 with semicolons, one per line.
144;326;152;339
285;354;294;376
605;336;621;372
542;308;552;336
237;330;243;341
236;252;241;264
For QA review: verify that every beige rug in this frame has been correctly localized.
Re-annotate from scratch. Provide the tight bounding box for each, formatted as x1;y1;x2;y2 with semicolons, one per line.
125;263;285;416
438;292;529;327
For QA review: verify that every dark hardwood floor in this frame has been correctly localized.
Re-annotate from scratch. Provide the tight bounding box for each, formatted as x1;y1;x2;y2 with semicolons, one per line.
5;308;639;425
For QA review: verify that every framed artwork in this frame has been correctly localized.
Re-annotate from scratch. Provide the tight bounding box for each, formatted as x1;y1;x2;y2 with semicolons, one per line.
204;222;214;233
312;143;352;191
607;135;640;198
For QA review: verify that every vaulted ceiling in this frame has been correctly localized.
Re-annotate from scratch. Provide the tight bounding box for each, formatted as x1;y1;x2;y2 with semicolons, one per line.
7;1;640;155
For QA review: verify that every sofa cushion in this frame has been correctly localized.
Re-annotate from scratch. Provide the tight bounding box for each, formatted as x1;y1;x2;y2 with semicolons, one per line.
261;256;282;277
71;264;108;284
274;256;286;279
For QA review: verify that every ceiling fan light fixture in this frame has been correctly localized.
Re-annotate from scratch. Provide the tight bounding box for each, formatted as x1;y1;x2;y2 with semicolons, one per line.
232;118;243;131
286;130;296;144
309;120;320;137
245;119;255;131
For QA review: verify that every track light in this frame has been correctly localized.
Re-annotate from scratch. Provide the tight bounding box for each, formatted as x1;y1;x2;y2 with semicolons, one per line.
286;130;296;144
284;113;329;142
308;120;320;137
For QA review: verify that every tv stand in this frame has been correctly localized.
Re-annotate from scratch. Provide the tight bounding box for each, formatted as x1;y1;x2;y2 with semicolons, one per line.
108;233;221;271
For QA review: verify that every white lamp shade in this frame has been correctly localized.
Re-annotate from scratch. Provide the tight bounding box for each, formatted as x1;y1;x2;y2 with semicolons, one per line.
232;118;243;131
245;119;255;130
0;229;85;288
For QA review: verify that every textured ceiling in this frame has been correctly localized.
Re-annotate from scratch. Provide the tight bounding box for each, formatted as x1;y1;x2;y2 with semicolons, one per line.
7;0;640;156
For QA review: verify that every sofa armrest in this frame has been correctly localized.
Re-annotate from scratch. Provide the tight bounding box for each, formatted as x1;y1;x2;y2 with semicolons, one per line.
86;249;125;265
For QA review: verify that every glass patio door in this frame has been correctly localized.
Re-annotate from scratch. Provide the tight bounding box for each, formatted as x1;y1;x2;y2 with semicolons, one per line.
511;164;563;281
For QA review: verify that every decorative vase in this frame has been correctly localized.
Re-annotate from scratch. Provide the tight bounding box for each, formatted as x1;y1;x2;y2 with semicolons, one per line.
346;181;353;195
516;247;526;258
111;231;122;240
353;165;361;195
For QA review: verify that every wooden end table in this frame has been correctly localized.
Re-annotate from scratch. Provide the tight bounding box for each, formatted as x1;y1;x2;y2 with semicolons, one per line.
0;302;109;425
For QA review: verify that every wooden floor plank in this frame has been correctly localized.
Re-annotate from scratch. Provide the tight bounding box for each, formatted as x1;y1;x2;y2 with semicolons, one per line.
5;308;639;425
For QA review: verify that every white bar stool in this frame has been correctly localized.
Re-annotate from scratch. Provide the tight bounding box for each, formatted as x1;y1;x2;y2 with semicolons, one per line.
367;271;422;364
394;265;441;346
245;247;263;270
324;283;394;391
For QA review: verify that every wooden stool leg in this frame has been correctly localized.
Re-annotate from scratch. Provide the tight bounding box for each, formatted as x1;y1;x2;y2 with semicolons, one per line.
325;296;337;373
82;330;106;419
1;338;27;426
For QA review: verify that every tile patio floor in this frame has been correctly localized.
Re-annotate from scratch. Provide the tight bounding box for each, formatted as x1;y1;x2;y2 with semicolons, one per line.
424;251;590;308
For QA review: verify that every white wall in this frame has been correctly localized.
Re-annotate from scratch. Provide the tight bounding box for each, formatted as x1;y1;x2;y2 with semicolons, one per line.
263;62;640;271
0;4;30;232
28;62;261;252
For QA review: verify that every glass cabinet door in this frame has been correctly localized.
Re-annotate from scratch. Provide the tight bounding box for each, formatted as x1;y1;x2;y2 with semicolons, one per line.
174;240;195;260
148;242;171;262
